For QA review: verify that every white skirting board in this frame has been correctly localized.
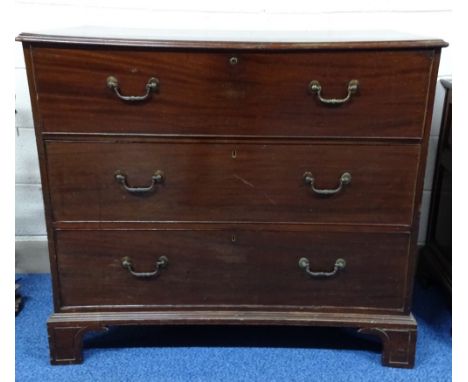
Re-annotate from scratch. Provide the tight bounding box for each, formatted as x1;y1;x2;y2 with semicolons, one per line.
15;237;50;273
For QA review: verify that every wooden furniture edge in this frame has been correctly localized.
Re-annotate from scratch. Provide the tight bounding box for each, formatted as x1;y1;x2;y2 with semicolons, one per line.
48;310;417;327
16;33;448;50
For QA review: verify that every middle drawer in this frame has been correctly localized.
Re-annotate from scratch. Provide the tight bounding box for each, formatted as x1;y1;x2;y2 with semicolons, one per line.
45;140;419;225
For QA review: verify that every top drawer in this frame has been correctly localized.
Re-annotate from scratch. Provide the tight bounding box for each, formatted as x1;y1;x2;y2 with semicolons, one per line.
31;47;433;138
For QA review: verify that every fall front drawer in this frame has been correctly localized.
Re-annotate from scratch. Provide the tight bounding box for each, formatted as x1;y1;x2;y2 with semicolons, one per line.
32;47;433;138
55;229;410;311
45;140;420;225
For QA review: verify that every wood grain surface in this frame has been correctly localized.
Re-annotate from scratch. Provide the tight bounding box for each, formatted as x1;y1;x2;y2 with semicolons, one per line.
32;47;433;138
45;140;420;225
55;229;410;312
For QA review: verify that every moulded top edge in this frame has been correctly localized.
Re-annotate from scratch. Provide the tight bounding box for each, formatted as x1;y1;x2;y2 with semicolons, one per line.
15;27;448;50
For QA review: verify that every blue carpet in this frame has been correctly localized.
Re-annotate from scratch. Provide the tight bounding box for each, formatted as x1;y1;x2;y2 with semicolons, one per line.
16;274;451;382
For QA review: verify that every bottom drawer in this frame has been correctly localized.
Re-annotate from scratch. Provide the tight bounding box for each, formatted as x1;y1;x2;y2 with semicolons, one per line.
55;229;410;312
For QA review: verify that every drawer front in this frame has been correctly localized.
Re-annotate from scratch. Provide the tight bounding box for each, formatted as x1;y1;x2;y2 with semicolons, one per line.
55;230;409;311
33;47;432;138
46;141;419;225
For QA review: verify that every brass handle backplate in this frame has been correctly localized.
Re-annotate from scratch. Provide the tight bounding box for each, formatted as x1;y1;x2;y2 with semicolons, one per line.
107;76;159;102
298;257;346;278
303;172;351;196
121;256;168;278
309;80;359;105
115;170;164;194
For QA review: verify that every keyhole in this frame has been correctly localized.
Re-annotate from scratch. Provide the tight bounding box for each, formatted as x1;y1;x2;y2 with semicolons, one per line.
231;149;237;159
231;234;237;243
229;56;239;65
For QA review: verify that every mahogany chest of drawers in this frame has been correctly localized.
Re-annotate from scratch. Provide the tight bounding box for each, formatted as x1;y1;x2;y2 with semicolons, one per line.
17;28;447;368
